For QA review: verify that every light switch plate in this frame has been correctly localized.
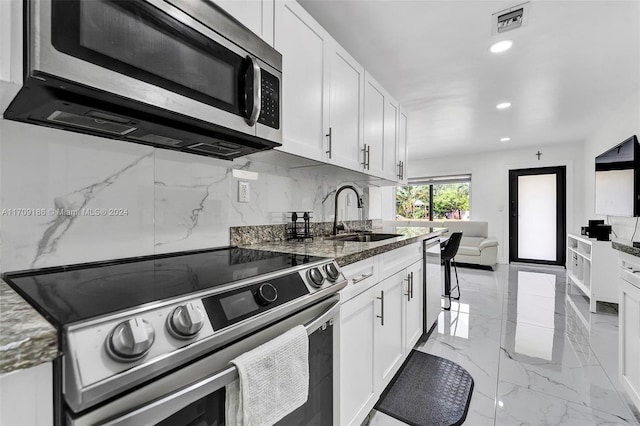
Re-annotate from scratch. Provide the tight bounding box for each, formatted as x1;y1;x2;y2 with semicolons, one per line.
238;181;250;203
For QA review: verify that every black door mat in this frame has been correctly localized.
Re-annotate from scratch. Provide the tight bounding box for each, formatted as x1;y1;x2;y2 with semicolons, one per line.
374;350;474;426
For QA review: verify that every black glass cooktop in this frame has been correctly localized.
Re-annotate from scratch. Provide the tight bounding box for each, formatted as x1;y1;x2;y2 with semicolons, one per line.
3;247;325;327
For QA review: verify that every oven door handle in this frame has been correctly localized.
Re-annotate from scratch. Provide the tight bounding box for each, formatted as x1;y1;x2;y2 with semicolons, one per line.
98;298;340;426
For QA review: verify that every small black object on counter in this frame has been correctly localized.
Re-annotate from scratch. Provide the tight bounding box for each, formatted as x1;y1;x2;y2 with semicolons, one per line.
287;211;314;242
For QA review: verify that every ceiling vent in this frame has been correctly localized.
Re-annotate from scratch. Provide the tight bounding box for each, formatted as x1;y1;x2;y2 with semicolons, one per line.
492;3;530;35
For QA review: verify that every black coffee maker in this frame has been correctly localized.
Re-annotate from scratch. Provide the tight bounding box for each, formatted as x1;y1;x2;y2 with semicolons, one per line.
584;220;611;241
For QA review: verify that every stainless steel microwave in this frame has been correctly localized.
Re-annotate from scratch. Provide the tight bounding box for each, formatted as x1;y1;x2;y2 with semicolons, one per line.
4;0;282;160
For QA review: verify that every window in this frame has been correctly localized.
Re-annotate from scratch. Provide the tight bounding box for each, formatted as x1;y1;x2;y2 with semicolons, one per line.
396;174;471;221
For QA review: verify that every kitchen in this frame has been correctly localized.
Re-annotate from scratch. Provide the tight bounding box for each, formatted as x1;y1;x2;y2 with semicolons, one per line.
1;1;639;426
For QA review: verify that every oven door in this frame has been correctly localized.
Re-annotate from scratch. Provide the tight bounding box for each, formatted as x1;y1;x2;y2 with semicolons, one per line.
30;0;281;139
67;296;339;426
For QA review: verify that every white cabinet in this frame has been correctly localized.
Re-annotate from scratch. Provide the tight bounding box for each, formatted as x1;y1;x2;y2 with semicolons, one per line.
0;362;53;426
383;96;399;181
327;44;364;171
566;234;619;312
339;242;425;426
363;72;400;180
404;260;424;354
374;271;405;389
274;0;330;160
619;253;640;413
340;286;378;426
363;72;385;177
215;0;274;45
397;110;408;184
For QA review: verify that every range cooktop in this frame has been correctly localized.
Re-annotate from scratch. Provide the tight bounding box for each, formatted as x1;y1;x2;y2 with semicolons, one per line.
3;247;325;326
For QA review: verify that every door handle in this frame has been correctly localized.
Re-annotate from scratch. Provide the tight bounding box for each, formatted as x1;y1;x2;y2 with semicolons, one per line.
326;127;332;159
366;145;371;170
404;275;411;301
376;290;384;326
362;144;368;169
410;271;414;299
245;55;261;126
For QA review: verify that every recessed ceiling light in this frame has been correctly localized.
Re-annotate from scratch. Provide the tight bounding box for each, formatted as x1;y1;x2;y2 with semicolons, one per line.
500;137;511;142
496;102;512;109
490;40;513;53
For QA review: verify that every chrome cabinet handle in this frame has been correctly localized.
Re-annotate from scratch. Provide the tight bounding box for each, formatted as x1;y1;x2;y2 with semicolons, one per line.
400;161;404;180
397;161;402;180
410;271;414;299
352;272;374;284
246;55;261;126
405;275;411;301
377;290;384;326
366;145;371;170
326;127;332;159
362;144;368;168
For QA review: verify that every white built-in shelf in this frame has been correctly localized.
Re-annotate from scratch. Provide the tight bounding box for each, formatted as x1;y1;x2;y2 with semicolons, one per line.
566;233;619;313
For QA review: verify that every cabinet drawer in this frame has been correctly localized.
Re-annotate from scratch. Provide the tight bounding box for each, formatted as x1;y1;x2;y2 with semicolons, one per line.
380;242;422;281
340;257;379;302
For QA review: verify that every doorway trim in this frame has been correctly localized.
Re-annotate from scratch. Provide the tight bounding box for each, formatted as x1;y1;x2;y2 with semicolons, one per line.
508;166;567;266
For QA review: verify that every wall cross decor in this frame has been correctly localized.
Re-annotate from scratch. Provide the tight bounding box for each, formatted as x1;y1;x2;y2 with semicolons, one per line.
536;151;542;160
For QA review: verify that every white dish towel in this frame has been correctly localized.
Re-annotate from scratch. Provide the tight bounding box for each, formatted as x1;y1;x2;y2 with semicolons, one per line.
225;325;309;426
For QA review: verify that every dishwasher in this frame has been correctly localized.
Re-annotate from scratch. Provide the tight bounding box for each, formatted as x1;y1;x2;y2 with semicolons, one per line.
423;237;443;334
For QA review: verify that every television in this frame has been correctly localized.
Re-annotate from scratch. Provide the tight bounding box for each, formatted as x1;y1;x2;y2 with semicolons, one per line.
595;135;640;217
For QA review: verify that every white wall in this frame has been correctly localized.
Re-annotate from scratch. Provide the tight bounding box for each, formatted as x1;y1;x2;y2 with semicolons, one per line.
581;90;640;242
409;142;584;264
0;120;365;272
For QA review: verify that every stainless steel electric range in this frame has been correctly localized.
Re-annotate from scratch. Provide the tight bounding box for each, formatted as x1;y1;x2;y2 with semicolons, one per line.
3;247;346;426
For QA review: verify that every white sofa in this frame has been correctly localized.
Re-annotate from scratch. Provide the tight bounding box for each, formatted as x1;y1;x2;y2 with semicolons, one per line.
387;220;499;269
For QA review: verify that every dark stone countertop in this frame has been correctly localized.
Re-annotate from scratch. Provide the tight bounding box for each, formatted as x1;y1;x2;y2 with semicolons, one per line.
238;226;446;266
612;241;640;257
0;278;58;374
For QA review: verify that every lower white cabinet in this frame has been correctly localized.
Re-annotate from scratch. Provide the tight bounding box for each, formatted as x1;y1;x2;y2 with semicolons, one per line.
619;253;640;413
404;260;424;355
340;286;378;426
374;271;405;389
339;242;427;426
0;362;53;426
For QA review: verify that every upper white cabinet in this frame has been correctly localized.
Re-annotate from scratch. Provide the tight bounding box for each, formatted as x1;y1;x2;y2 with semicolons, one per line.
327;45;364;171
363;72;385;177
363;72;401;181
383;96;399;181
274;0;330;160
215;0;274;46
398;110;408;184
273;1;405;181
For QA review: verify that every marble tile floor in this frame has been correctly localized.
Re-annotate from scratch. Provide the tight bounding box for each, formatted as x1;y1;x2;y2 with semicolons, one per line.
366;264;640;426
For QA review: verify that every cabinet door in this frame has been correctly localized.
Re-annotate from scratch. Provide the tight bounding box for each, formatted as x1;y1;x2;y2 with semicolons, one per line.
0;362;53;426
620;280;640;412
274;1;330;160
340;288;377;426
404;260;423;353
398;110;408;184
374;271;405;391
383;97;399;181
215;0;274;46
327;44;364;171
363;72;385;176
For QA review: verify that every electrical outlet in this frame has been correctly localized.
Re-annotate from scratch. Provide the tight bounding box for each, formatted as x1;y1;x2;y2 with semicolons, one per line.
238;181;250;203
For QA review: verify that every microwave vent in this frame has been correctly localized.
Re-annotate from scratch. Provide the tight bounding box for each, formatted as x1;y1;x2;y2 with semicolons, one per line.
188;142;242;157
133;134;183;146
47;111;136;135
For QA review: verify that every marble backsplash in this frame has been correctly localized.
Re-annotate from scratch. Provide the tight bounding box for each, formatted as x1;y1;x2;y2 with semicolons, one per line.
0;120;368;272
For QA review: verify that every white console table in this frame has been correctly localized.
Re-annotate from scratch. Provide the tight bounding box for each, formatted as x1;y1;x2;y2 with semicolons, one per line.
566;234;619;312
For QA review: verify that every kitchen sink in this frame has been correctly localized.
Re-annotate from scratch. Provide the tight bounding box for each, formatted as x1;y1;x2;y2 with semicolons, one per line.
332;233;402;242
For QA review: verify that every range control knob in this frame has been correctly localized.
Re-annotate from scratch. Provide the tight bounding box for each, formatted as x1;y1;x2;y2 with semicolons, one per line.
256;283;278;305
168;303;205;339
106;318;155;362
324;263;340;282
307;267;325;288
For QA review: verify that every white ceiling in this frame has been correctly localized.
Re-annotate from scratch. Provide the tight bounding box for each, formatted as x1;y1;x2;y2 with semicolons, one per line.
298;0;640;160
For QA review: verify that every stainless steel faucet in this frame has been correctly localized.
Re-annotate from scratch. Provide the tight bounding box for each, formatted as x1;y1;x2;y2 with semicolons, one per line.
333;185;363;235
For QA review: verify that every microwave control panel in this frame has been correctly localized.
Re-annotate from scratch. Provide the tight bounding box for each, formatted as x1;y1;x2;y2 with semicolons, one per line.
258;71;280;129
